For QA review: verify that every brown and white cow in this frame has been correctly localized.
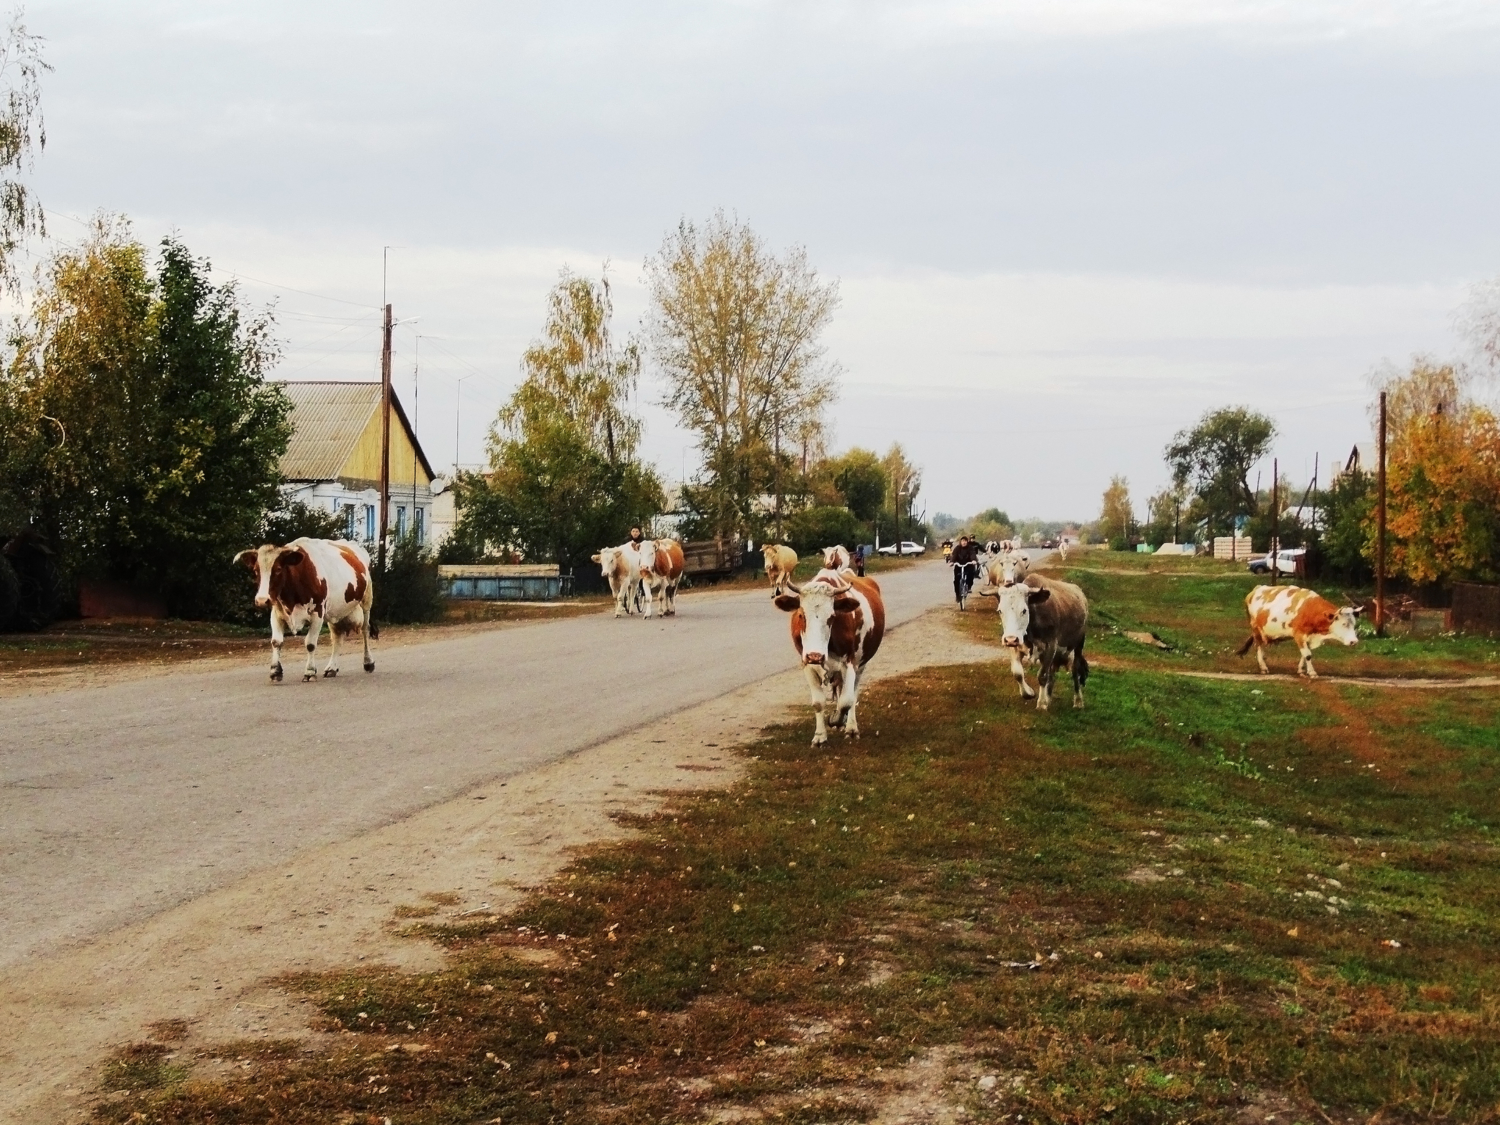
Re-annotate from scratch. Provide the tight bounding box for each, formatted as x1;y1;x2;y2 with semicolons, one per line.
638;538;685;618
982;573;1089;709
234;538;376;682
822;544;852;572
591;542;643;617
762;543;799;594
775;570;885;745
1238;584;1362;677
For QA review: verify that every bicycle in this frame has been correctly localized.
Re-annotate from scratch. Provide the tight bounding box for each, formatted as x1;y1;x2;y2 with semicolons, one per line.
950;559;979;610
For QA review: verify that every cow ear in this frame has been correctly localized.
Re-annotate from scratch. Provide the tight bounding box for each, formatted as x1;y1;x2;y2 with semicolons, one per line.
1027;587;1052;605
280;548;305;566
833;596;861;614
233;549;257;568
774;594;801;613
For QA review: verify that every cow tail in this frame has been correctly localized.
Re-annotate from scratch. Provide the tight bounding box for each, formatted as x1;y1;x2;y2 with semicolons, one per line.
1235;635;1254;657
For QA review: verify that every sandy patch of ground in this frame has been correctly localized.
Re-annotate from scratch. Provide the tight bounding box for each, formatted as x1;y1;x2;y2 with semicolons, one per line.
1;606;995;1125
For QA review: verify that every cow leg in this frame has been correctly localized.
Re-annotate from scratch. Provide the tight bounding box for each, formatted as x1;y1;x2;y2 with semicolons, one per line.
1009;648;1037;699
361;610;375;673
640;578;655;619
666;579;679;616
302;613;324;681
1298;638;1318;678
268;611;286;682
1072;645;1089;708
1035;647;1055;711
1254;635;1270;674
323;619;342;677
839;666;862;738
803;665;831;745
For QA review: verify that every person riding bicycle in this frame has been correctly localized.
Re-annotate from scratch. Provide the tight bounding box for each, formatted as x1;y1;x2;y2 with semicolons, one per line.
949;534;980;606
941;538;954;562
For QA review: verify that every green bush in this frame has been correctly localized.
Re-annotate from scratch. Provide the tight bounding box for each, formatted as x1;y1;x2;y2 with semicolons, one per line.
784;505;866;556
374;532;444;625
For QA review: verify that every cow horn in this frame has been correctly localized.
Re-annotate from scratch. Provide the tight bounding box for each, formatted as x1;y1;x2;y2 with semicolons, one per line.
786;580;803;594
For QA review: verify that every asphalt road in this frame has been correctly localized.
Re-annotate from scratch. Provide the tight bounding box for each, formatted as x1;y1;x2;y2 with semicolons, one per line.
1;557;1004;972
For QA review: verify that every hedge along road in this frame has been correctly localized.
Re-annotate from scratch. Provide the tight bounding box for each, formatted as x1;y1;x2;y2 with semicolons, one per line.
0;558;971;973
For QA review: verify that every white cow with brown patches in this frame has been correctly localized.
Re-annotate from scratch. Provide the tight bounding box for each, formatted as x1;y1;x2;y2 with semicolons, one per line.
638;538;685;618
775;570;885;745
1238;585;1362;677
234;538;376;682
822;544;852;573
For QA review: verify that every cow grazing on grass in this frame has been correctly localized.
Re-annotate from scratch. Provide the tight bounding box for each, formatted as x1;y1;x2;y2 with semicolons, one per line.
983;574;1089;710
1238;584;1362;678
775;570;885;745
234;538;376;682
638;538;685;618
822;545;852;572
591;543;643;618
762;543;798;594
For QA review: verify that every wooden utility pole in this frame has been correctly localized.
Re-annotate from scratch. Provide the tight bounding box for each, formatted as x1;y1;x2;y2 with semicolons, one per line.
1376;391;1387;636
773;407;782;544
378;303;393;573
1270;457;1279;585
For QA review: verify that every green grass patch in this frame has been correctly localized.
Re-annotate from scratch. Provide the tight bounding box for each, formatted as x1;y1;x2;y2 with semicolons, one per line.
958;558;1500;679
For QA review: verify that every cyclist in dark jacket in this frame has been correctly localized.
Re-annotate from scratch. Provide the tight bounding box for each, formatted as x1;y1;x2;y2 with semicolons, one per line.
950;535;980;606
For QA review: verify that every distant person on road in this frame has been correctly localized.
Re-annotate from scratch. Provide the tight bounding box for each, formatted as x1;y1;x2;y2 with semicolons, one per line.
854;545;866;577
950;535;980;606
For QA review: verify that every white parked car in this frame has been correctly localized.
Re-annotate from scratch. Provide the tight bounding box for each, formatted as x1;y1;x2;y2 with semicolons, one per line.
877;541;927;556
1248;547;1306;575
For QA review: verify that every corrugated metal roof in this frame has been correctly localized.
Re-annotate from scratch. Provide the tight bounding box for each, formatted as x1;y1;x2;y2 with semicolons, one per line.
279;381;380;481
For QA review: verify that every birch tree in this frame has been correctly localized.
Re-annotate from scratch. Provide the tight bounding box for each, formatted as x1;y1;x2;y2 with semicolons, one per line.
645;213;839;538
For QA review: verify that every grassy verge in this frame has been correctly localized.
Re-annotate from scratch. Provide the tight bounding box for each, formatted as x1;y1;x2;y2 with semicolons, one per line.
958;554;1500;680
93;641;1500;1121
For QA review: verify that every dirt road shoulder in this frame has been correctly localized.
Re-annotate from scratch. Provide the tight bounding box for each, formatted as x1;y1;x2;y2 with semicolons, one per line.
1;606;993;1125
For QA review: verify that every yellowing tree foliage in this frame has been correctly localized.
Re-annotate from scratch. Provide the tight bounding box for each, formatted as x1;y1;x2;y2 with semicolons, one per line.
1379;390;1500;586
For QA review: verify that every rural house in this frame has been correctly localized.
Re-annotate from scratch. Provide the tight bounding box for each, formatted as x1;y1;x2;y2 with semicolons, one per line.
279;381;438;545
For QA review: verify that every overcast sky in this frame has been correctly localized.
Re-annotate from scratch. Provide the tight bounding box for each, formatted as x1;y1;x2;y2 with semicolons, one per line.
24;0;1500;522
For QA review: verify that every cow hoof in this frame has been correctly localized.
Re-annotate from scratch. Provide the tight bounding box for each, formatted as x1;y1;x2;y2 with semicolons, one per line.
364;660;375;673
811;733;828;746
302;671;317;682
269;667;283;682
323;667;338;678
1073;697;1084;709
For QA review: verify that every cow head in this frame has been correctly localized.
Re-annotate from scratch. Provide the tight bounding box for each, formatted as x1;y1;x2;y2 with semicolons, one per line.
775;579;860;668
234;543;307;608
593;544;636;580
982;581;1048;648
822;545;851;571
762;543;780;563
1329;603;1364;646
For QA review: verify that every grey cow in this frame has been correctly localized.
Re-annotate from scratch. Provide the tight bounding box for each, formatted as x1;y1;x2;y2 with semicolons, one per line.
987;574;1090;709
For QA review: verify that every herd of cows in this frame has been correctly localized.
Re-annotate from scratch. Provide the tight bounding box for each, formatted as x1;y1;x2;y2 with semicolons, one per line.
232;533;1367;745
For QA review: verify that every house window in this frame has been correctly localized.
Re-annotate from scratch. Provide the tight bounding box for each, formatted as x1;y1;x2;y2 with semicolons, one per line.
396;505;407;537
415;506;425;545
341;504;356;539
365;505;376;542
